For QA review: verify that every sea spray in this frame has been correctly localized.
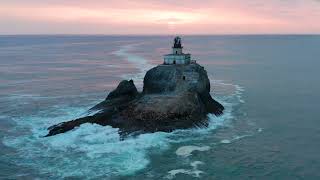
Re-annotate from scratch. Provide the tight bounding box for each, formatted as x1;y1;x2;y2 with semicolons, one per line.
3;42;248;178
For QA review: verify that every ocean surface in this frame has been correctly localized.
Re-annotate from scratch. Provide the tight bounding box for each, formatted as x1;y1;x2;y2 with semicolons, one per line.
0;35;319;179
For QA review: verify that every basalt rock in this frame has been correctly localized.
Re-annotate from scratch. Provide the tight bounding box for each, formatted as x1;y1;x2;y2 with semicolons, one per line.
45;63;224;137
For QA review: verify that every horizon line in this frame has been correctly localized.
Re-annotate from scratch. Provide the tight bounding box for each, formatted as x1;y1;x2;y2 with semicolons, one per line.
1;33;320;36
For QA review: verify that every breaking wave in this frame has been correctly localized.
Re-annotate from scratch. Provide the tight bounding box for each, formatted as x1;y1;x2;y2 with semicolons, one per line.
2;43;251;179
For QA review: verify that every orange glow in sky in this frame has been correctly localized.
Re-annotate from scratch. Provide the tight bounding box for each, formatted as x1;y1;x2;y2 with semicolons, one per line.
1;0;320;34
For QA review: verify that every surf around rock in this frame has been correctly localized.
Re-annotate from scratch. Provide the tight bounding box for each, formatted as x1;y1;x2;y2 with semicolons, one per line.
46;63;224;137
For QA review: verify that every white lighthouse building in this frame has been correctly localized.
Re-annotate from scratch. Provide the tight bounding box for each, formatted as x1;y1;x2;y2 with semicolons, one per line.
163;37;191;65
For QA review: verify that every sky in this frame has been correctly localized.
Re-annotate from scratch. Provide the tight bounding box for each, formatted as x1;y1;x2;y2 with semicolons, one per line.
1;0;320;35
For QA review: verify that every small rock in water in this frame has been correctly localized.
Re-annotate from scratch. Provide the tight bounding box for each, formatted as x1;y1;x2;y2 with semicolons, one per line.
45;37;224;138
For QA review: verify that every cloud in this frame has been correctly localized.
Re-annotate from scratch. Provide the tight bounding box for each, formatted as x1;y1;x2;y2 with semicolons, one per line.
0;0;319;34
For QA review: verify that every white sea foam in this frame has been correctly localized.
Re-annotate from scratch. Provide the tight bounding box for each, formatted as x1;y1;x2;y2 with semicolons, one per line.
176;146;210;157
220;134;253;145
220;139;231;144
166;169;204;179
166;161;205;179
210;78;245;104
3;43;249;178
3;107;171;178
190;161;205;168
112;44;154;90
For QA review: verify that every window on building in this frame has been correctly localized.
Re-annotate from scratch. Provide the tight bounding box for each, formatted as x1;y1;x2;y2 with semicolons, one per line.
176;51;178;54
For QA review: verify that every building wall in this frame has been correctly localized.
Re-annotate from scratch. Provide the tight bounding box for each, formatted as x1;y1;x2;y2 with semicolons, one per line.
172;48;183;54
164;54;191;65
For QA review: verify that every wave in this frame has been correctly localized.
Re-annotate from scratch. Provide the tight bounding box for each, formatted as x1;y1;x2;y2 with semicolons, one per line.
2;43;252;179
112;44;154;90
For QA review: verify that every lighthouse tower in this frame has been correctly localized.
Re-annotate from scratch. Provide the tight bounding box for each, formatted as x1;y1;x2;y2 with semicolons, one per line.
163;37;191;65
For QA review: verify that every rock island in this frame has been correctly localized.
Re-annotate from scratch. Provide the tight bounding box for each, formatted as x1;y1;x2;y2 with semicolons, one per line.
46;37;224;137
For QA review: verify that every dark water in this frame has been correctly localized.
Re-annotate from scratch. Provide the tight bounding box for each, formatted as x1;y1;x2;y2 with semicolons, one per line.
0;35;320;179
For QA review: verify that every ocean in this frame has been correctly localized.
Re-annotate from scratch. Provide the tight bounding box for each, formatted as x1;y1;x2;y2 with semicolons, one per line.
0;35;319;179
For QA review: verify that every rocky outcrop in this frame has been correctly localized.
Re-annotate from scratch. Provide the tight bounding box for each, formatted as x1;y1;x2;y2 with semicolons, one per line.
45;63;224;137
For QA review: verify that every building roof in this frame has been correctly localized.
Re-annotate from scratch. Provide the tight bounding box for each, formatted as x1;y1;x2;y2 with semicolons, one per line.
173;36;182;48
164;53;190;56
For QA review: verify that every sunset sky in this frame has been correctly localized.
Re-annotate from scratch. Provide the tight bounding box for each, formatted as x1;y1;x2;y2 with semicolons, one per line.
1;0;320;35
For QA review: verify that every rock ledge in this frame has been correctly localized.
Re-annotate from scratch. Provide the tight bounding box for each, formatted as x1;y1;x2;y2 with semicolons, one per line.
46;63;224;137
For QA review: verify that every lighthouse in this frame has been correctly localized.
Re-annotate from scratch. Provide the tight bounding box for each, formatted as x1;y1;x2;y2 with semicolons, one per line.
163;36;191;65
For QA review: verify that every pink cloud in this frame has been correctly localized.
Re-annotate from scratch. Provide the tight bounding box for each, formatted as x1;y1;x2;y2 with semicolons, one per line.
0;0;320;34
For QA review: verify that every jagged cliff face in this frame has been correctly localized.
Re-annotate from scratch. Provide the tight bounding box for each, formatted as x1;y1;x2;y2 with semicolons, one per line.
143;63;210;95
46;63;224;137
140;63;223;117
